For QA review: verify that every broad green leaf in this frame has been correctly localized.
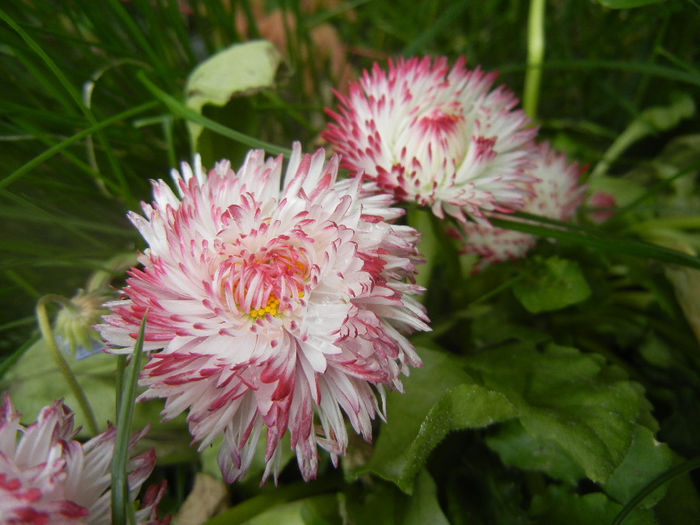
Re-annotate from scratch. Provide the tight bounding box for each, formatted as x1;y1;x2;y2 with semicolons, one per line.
185;40;281;152
2;337;117;433
403;470;450;525
530;486;656;525
485;420;585;484
205;480;341;525
342;470;449;525
598;0;666;8
513;256;591;313
243;494;340;525
604;426;673;508
654;473;700;525
360;347;516;493
468;343;651;484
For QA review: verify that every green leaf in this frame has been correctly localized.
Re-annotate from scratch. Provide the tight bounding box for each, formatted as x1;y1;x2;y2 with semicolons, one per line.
605;426;673;508
342;470;449;525
513;256;591;313
654;472;700;525
598;0;666;8
486;420;585;484
0;327;190;463
469;343;651;484
1;337;117;434
360;347;516;493
204;479;341;525
185;40;281;151
243;494;340;525
530;486;656;525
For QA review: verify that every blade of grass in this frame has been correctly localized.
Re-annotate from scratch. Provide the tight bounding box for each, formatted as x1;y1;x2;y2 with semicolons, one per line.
499;59;700;87
604;161;700;225
105;0;170;83
491;214;700;270
4;269;41;299
401;0;470;56
137;71;291;157
111;312;147;525
0;8;129;196
0;101;158;190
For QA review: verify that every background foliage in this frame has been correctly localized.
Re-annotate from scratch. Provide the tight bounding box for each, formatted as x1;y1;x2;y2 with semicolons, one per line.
1;0;699;523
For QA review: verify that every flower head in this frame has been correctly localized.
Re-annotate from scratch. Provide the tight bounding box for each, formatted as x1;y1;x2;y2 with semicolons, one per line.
55;290;108;359
322;56;538;224
460;142;586;271
0;395;160;525
98;143;429;483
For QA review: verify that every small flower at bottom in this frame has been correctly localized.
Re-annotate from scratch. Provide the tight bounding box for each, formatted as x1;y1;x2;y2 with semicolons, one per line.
98;143;430;484
0;394;161;524
459;142;586;271
322;56;538;224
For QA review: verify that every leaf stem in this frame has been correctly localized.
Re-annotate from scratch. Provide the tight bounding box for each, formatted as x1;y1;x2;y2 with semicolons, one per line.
35;295;98;435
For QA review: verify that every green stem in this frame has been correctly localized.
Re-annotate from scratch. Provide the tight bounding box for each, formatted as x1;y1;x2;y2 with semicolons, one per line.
35;295;98;435
523;0;545;119
136;71;291;157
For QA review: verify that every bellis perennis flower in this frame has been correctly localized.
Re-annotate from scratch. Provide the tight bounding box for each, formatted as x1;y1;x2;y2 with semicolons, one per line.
460;142;586;271
98;143;429;483
0;395;161;525
323;56;538;224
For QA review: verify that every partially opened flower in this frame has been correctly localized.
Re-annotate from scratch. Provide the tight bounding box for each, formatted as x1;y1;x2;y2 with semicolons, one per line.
98;143;429;483
0;395;160;524
459;142;586;271
323;56;538;224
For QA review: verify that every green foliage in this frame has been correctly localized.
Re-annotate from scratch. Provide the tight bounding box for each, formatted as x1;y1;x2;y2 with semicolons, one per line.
513;256;591;313
342;471;449;525
1;0;699;522
530;486;656;525
358;347;516;493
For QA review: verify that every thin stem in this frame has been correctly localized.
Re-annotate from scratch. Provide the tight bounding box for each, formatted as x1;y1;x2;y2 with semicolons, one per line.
35;295;98;435
612;456;700;525
523;0;545;119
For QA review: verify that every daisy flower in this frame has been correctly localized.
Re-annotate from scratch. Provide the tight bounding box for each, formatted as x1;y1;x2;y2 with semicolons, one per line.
0;395;160;525
322;56;538;224
459;142;586;271
98;143;429;483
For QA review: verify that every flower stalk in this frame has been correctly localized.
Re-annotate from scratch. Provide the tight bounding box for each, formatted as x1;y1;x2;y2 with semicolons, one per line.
524;0;546;119
35;294;98;436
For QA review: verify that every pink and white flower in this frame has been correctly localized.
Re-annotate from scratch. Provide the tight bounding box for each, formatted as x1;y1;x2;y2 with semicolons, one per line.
459;142;586;271
322;56;538;224
98;143;429;483
0;395;160;525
